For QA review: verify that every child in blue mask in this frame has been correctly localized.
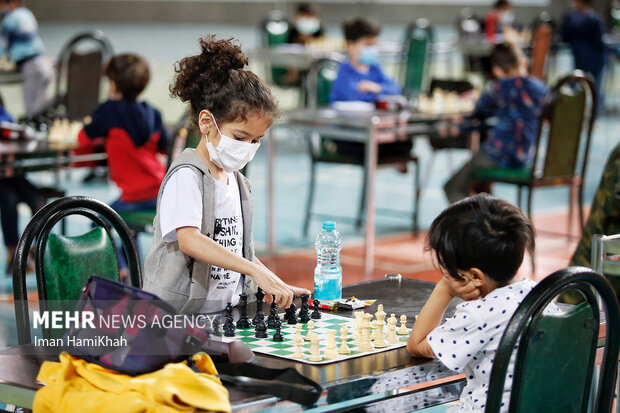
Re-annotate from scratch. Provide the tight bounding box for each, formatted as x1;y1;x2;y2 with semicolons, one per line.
328;17;412;165
329;17;401;103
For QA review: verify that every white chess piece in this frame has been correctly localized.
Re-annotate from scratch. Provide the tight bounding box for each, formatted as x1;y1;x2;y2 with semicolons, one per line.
388;313;398;326
370;319;378;340
295;323;303;339
374;304;388;348
305;320;315;341
293;335;304;358
309;334;322;361
353;312;363;345
359;313;374;352
339;325;351;355
397;315;408;335
324;329;339;359
386;318;399;344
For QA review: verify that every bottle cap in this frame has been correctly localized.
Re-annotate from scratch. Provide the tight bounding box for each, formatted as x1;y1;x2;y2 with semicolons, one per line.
322;221;336;231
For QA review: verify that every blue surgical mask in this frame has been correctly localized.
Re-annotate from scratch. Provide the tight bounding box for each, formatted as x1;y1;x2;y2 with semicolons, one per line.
295;17;320;35
359;46;379;65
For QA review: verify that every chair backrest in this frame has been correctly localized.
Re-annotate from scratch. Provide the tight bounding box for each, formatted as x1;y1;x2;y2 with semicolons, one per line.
529;22;552;79
403;18;434;50
54;31;114;120
304;56;343;108
531;71;596;183
485;267;619;413
260;11;292;87
12;196;141;345
592;233;620;300
402;28;429;96
455;8;483;39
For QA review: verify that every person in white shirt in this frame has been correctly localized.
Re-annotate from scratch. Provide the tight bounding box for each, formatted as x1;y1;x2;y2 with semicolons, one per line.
143;36;309;313
407;194;540;412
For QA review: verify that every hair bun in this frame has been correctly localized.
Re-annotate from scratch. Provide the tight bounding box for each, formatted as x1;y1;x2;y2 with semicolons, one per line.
199;35;248;83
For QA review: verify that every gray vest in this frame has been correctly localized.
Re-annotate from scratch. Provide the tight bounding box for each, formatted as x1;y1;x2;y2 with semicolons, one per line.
143;148;258;314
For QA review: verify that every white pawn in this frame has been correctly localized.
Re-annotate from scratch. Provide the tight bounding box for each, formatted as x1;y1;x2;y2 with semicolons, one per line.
293;335;304;358
397;315;408;335
339;325;351;355
295;323;302;338
305;319;315;341
353;312;363;345
309;334;322;361
324;329;339;359
388;313;398;326
386;318;399;344
370;319;378;340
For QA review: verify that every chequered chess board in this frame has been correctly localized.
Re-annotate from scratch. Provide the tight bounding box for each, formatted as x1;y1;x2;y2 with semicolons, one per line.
218;312;409;365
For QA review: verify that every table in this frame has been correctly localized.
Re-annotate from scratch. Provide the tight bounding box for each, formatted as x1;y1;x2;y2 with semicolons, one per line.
267;107;467;275
0;139;107;178
0;277;466;411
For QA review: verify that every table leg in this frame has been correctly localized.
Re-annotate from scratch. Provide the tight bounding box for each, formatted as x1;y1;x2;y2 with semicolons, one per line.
364;124;379;276
267;127;276;257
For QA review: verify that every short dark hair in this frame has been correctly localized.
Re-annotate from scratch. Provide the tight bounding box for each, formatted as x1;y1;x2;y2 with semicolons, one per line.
490;41;523;73
105;54;150;101
343;17;380;42
494;0;511;9
576;0;593;5
426;194;534;284
296;2;318;16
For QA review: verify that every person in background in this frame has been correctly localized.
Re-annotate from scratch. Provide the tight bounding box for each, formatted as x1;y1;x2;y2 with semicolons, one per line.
0;105;46;274
0;0;53;120
78;53;169;278
329;17;412;161
485;0;515;41
288;2;324;45
407;193;558;412
443;42;548;204
561;0;607;112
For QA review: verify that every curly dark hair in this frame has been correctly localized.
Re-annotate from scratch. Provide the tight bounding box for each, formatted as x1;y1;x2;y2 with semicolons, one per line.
426;194;534;284
170;35;279;125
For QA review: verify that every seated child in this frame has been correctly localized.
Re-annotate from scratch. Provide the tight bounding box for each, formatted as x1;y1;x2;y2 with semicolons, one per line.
288;2;324;45
78;53;169;276
0;106;46;273
407;193;555;412
444;42;548;204
78;53;169;212
485;0;515;41
329;17;412;160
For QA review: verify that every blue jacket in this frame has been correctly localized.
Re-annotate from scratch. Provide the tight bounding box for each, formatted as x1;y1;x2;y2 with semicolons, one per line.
561;8;607;75
0;7;45;64
464;76;548;168
329;61;401;103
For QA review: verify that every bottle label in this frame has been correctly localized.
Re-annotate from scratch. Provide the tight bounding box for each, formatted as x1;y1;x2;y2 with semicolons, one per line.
313;275;342;301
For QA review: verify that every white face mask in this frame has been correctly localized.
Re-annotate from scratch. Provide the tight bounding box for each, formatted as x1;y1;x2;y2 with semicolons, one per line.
205;115;261;172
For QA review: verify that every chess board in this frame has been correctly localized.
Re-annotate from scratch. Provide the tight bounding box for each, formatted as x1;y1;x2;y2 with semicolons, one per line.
218;312;409;365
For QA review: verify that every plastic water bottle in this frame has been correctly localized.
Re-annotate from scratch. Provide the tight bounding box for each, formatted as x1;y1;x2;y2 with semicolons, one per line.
314;221;343;300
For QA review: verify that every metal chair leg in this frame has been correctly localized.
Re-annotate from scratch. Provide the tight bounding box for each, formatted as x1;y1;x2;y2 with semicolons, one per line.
303;161;317;237
412;159;420;234
517;185;523;210
357;166;368;230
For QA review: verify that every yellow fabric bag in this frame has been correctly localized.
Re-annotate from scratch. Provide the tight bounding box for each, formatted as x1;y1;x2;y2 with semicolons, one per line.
33;352;231;413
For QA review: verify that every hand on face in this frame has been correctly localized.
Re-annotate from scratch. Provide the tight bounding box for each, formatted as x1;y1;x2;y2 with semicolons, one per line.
441;274;481;301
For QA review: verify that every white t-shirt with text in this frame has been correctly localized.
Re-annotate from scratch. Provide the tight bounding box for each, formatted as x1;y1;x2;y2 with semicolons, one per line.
159;167;244;312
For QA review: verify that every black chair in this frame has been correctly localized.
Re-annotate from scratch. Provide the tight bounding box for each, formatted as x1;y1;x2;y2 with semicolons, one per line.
260;11;294;89
485;267;619;412
12;196;141;344
302;57;420;235
49;31;114;121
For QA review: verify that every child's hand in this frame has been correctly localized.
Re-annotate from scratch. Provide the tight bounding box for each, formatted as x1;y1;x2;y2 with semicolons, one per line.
250;264;295;308
287;284;312;297
357;80;382;94
441;275;480;301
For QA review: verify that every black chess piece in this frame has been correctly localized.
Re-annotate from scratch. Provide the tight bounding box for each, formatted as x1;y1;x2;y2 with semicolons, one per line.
211;317;222;336
252;288;266;326
272;319;284;342
255;317;268;338
299;294;311;323
287;301;298;325
311;299;322;319
236;292;251;329
267;295;279;328
223;301;236;337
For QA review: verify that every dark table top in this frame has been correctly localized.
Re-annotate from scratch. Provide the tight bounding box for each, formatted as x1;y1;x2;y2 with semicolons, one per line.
0;277;464;411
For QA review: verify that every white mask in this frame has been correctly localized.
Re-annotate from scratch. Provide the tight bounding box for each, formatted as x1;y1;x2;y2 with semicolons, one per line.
205;115;261;172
